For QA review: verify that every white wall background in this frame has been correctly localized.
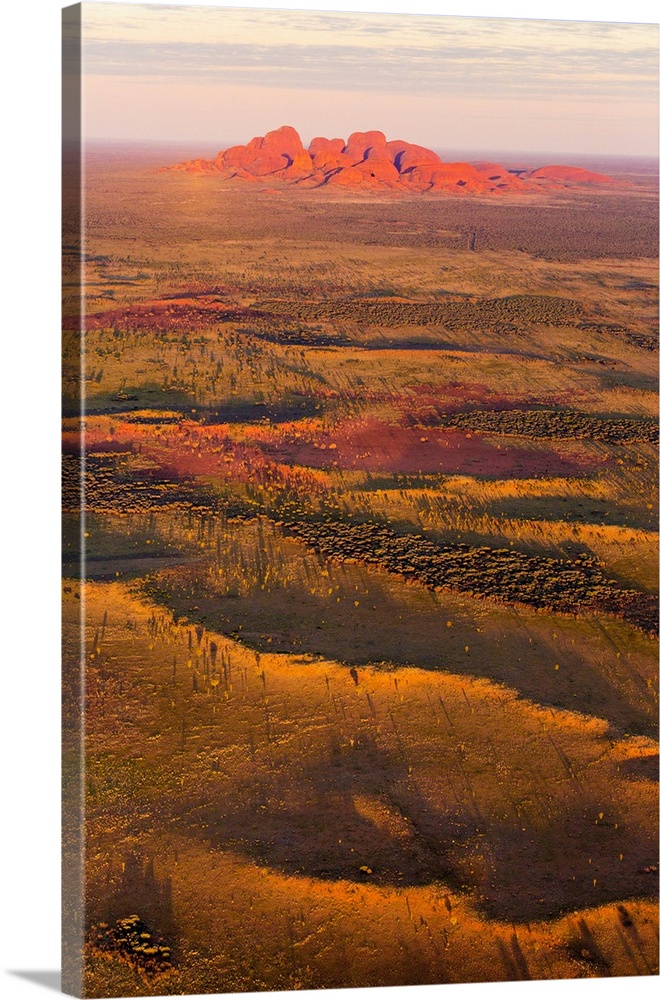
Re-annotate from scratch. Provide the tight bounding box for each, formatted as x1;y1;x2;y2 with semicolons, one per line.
1;2;657;999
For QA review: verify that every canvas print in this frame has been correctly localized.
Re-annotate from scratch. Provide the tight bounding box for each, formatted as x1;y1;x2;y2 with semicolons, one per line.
62;2;659;996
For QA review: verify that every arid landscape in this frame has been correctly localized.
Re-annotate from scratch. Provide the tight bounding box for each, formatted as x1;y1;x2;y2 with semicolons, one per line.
63;130;658;997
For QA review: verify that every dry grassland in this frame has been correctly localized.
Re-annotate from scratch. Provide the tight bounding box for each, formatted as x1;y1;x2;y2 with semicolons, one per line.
63;151;658;994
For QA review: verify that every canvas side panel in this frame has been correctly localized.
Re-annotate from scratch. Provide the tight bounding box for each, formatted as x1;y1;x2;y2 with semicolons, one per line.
62;4;85;997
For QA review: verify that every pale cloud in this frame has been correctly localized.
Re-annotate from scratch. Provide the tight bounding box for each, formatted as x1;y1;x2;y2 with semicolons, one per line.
81;37;659;103
79;1;659;154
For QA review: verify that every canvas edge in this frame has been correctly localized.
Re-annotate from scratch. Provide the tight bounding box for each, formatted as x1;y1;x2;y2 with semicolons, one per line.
62;3;86;997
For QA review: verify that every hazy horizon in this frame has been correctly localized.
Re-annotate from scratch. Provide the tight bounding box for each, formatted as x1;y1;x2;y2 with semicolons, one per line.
77;3;659;158
81;134;660;156
79;136;659;177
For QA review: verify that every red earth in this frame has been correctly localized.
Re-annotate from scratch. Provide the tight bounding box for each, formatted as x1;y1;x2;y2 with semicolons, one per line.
254;418;595;478
68;410;596;493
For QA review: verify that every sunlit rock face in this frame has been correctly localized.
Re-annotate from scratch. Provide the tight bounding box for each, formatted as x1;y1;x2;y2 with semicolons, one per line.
163;124;615;195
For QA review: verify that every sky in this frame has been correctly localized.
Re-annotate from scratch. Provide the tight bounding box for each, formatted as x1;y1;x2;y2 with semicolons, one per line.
76;1;658;158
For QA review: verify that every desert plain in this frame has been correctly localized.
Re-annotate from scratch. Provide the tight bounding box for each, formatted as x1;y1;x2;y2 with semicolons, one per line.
62;130;659;996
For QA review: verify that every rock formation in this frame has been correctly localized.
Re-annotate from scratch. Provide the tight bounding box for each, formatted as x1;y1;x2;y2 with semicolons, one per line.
525;164;613;186
163;125;614;195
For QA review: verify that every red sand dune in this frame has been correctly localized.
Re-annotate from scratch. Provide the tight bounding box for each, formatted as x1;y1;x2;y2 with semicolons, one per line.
256;418;593;478
71;419;332;500
71;410;594;487
162;125;615;195
62;294;236;332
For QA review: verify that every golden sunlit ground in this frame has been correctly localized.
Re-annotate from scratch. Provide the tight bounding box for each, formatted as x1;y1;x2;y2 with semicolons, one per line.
63;149;658;996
